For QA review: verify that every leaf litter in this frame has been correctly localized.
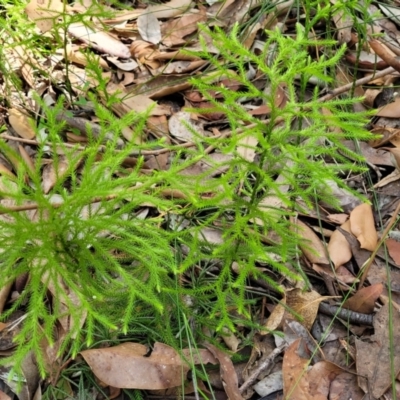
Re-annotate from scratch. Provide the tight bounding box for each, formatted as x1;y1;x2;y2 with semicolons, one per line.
2;0;400;399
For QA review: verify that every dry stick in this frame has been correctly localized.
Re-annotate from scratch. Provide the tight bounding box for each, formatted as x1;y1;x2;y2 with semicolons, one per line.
369;40;400;74
239;342;288;394
318;66;397;103
0;134;196;156
359;200;400;288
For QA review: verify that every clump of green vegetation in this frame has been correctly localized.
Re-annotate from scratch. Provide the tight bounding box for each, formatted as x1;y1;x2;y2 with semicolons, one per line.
0;0;372;386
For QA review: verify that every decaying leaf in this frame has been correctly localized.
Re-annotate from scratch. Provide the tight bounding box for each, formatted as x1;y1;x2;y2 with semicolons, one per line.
286;288;324;331
342;283;383;314
81;342;216;389
355;303;400;398
283;339;343;400
8;108;36;139
203;343;244;400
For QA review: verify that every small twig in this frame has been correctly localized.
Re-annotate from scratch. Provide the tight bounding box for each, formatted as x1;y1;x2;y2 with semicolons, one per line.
318;302;373;326
239;342;287;393
0;134;197;156
318;66;397;103
369;40;400;74
359;199;400;287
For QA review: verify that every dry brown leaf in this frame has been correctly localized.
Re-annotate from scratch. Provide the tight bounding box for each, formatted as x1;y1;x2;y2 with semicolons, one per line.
377;96;400;117
342;283;383;314
283;339;342;400
203;343;244;400
349;203;378;251
161;11;206;47
355;303;400;398
81;342;215;389
282;339;311;400
293;219;329;265
8;108;36;139
286;288;323;331
327;228;352;269
386;238;400;265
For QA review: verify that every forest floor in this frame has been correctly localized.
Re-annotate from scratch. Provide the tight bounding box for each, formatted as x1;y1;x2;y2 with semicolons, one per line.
2;0;400;399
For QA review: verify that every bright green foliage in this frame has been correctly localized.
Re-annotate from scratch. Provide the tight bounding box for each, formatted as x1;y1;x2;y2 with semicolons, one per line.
0;14;373;381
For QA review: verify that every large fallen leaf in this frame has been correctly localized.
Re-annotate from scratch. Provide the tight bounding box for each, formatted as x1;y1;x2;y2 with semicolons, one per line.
355;303;400;398
349;203;378;251
283;339;342;400
342;283;383;314
81;342;216;389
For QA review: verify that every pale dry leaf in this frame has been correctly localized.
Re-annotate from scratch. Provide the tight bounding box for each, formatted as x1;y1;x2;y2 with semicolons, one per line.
147;0;193;19
263;291;286;334
81;342;191;389
327;228;352;269
221;327;240;352
137;13;161;44
349;203;378;251
25;0;64;32
8;108;36;139
373;168;400;188
169;111;204;141
253;371;283;397
293;219;329;265
68;23;131;59
236;135;258;162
